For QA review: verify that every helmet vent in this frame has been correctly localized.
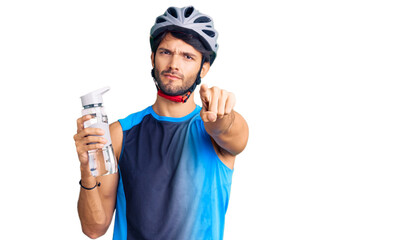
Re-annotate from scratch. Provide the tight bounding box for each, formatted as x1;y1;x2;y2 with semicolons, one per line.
202;29;215;38
156;17;166;24
184;7;194;18
194;16;211;23
167;7;178;18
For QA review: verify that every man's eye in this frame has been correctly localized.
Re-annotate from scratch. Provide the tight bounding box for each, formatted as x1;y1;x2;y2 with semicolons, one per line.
185;55;193;60
160;50;170;55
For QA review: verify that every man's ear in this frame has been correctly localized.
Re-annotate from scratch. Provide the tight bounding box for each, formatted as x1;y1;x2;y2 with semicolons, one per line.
151;52;155;67
200;62;210;78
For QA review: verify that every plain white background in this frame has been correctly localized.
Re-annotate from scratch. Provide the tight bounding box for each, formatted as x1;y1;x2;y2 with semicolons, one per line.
1;0;408;239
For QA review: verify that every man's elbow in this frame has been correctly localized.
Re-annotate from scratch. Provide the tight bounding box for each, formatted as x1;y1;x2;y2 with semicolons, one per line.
84;232;101;239
230;141;248;156
83;229;106;239
82;224;109;239
234;126;249;155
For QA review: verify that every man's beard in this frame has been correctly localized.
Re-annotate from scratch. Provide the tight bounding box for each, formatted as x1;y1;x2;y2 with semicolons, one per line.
154;67;196;96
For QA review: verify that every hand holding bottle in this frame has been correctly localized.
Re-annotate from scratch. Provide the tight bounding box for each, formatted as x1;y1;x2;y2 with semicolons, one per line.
74;115;107;169
74;87;118;177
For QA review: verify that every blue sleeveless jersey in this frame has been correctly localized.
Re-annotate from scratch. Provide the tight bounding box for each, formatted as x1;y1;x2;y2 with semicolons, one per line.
113;105;233;240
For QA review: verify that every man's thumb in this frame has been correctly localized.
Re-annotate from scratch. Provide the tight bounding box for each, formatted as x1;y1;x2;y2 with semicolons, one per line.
200;110;217;123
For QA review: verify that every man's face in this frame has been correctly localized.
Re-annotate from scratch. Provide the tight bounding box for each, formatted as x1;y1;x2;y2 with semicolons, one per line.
152;33;203;96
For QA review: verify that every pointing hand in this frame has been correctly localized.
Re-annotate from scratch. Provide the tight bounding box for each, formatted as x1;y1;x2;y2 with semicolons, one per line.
200;84;236;123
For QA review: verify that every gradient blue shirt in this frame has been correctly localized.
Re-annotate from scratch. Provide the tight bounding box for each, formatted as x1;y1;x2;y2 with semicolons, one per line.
113;105;233;240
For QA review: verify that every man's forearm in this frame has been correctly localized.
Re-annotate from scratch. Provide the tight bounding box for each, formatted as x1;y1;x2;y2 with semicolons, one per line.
204;111;249;156
77;168;108;238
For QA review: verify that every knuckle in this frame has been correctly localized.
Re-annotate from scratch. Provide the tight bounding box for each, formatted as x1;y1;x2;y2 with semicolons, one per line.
82;135;89;142
209;86;217;93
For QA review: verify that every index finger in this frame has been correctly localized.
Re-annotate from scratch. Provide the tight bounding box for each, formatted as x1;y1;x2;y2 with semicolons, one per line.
76;115;92;133
200;84;211;109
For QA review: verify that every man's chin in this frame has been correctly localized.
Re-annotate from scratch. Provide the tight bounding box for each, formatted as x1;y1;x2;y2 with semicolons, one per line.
157;82;188;96
161;88;188;96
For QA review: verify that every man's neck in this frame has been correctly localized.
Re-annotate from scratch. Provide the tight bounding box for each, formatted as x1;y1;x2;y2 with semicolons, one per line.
152;92;197;118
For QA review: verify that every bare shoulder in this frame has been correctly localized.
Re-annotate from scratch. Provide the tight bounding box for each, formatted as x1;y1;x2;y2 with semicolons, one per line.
109;121;123;160
110;121;123;133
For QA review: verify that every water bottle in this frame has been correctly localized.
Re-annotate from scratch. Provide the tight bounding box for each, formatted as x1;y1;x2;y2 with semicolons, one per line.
80;87;117;177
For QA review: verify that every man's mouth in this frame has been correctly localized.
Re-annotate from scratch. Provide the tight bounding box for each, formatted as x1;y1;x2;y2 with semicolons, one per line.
163;73;181;80
161;70;183;80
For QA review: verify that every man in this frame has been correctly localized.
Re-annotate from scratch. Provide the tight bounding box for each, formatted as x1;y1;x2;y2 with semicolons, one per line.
74;6;249;240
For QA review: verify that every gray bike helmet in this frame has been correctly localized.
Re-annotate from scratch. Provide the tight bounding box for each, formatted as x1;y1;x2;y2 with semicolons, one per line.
150;6;219;65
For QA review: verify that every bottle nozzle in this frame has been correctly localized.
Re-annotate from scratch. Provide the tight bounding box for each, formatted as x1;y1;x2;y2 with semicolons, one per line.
80;86;111;107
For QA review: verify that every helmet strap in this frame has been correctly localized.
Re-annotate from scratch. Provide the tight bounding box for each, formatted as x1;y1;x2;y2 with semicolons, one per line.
157;89;192;103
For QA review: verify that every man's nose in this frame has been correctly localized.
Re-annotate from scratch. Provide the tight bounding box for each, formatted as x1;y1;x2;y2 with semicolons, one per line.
169;54;180;71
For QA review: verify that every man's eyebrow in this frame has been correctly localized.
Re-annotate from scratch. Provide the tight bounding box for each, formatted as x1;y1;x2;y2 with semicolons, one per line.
157;48;198;58
157;47;171;53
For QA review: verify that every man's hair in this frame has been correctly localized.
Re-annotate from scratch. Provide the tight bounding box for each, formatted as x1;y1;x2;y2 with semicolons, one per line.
151;30;212;63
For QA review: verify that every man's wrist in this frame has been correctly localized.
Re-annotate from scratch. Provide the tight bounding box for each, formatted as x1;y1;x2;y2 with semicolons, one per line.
79;179;100;190
80;163;96;187
205;111;235;136
80;176;97;189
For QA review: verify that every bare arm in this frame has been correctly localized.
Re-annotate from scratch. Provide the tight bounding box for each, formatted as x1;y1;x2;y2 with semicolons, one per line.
74;117;122;239
200;85;249;168
203;110;248;155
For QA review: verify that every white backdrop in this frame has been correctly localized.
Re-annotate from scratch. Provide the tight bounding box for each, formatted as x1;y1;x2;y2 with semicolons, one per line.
1;0;408;239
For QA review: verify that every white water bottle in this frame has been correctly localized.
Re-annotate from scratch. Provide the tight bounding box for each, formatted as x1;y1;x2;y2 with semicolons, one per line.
80;87;117;177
